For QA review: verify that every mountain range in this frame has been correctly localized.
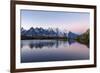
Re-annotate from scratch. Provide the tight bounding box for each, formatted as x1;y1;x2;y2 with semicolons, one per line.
21;27;80;39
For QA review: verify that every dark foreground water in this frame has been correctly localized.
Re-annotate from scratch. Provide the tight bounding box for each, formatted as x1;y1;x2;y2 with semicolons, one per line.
21;39;89;63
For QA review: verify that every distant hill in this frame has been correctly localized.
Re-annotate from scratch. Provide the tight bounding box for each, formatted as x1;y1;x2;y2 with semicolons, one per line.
68;31;79;39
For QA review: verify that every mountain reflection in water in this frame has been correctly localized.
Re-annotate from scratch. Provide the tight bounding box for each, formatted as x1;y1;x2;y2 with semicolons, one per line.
21;39;80;49
21;39;89;63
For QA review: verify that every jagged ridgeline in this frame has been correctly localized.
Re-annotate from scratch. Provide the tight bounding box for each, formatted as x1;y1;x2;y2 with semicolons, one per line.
21;27;68;39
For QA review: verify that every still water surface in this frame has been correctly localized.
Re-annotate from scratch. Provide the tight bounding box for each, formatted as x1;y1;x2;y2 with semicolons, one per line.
21;40;89;63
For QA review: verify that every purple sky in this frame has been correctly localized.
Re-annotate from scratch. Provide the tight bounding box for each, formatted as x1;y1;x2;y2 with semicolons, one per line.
21;10;90;34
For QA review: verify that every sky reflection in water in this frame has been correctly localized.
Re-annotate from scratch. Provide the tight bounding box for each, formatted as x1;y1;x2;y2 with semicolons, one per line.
21;40;89;63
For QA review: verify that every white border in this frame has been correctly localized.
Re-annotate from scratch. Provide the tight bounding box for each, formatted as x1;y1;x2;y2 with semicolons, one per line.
16;4;94;69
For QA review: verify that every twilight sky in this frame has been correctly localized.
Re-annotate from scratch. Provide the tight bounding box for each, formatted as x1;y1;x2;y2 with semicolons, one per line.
21;10;90;34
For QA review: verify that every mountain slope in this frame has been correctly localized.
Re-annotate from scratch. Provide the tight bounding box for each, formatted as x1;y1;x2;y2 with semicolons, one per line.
76;29;89;47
